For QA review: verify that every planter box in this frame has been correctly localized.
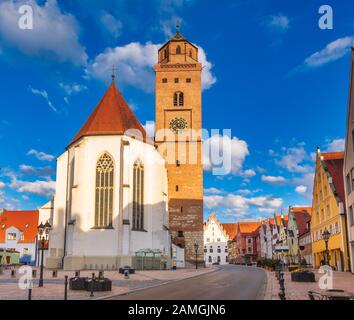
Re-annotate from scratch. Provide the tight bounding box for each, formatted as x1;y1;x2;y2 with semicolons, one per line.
70;277;89;291
85;278;112;292
291;272;315;283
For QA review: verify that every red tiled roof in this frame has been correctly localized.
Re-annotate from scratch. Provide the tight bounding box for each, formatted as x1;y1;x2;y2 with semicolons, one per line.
322;151;345;161
69;81;148;147
322;152;345;205
238;221;261;234
291;207;312;236
0;210;39;244
222;223;237;239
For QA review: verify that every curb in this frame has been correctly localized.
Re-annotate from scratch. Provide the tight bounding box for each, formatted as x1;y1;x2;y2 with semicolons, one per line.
96;266;221;300
263;270;273;300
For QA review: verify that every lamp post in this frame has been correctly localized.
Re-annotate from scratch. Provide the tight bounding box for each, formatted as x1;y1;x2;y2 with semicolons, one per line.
194;242;199;270
322;228;331;266
37;220;51;287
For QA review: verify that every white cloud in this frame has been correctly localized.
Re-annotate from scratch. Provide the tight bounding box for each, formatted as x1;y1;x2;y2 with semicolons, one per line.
30;87;57;112
204;193;283;212
203;134;250;176
204;187;223;195
197;45;217;90
295;185;307;194
243;169;256;177
0;0;87;65
303;36;354;69
261;175;286;185
326;138;345;151
0;181;5;189
276;146;311;173
10;178;55;197
27;149;55;161
87;41;215;92
59;82;87;95
266;14;290;31
293;173;315;199
19;164;54;176
100;11;123;39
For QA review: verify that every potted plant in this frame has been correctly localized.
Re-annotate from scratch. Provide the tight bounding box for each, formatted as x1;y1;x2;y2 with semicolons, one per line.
288;264;299;272
291;268;315;282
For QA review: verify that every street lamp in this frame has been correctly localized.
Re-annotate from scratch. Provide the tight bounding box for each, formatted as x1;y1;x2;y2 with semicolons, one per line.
194;242;199;270
322;228;331;266
37;220;51;287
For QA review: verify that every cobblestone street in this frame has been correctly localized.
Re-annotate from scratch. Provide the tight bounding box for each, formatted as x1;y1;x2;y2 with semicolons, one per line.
266;270;354;300
0;266;216;300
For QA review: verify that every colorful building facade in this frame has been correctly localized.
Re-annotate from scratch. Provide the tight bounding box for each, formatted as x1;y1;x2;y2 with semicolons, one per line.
311;149;350;271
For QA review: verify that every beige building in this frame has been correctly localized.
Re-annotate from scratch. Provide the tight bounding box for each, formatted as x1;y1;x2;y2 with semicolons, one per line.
343;47;354;273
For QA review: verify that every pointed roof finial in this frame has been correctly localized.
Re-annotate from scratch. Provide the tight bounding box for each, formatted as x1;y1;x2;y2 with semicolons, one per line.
176;20;180;32
111;64;116;82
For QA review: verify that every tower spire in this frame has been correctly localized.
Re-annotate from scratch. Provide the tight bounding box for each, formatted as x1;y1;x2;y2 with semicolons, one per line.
176;21;180;33
111;65;116;82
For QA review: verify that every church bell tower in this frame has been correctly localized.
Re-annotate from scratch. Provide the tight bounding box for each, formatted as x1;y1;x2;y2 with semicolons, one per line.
154;29;204;266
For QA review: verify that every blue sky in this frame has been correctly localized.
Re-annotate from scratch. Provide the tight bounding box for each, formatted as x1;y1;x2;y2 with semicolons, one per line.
0;0;352;223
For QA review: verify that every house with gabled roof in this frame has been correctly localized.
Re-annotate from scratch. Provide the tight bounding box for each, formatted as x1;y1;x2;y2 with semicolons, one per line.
203;213;236;265
287;206;312;263
311;148;350;271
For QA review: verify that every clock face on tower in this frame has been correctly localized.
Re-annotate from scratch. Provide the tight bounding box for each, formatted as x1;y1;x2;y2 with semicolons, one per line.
169;117;188;133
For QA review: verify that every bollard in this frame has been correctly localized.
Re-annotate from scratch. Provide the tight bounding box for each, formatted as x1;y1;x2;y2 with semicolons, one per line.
11;269;16;278
90;273;95;297
52;270;58;278
278;272;286;300
64;275;68;300
32;269;37;278
28;288;32;300
98;270;104;279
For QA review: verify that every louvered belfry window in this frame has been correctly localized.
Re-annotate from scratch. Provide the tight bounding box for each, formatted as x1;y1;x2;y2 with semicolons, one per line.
133;161;144;230
95;153;114;228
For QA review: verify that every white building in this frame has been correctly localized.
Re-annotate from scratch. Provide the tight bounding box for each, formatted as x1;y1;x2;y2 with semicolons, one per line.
0;210;39;265
203;213;235;265
46;80;170;271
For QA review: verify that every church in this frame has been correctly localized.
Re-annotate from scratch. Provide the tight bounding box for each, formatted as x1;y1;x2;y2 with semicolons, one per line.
46;30;204;270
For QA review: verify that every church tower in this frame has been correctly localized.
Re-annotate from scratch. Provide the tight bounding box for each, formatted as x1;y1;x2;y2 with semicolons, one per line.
155;29;204;266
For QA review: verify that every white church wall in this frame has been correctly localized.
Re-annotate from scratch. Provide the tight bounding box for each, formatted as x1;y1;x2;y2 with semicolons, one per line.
46;151;68;268
48;134;170;270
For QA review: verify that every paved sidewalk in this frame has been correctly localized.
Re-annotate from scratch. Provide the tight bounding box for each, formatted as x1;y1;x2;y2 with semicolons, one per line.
0;267;216;300
266;269;354;300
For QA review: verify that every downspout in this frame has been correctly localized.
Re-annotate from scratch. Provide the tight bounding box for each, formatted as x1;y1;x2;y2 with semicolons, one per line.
62;150;70;269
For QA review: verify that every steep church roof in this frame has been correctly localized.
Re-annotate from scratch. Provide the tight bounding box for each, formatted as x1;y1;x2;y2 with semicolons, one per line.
69;81;148;147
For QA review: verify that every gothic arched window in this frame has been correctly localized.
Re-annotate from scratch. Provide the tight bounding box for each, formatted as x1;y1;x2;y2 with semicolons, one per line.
173;91;184;107
176;45;181;54
133;160;144;230
94;153;114;228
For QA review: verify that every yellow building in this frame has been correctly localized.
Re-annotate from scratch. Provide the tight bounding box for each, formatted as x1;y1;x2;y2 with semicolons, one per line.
311;149;350;271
